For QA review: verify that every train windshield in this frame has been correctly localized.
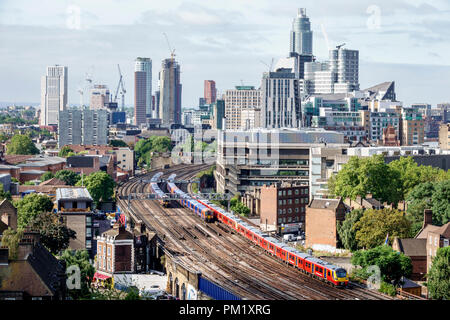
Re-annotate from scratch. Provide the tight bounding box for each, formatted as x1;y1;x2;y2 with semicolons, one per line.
336;269;347;278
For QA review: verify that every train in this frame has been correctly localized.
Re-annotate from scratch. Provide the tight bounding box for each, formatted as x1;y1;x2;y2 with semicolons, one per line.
166;174;214;223
194;197;349;287
149;172;170;207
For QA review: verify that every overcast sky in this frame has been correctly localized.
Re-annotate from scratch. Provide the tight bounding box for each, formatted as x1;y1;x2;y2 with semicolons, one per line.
1;0;450;108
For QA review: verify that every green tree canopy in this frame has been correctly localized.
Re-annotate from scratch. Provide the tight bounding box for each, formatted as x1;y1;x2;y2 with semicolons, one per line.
6;134;39;155
40;171;55;182
328;155;401;205
109;139;128;148
135;136;172;168
0;228;24;259
14;193;54;228
337;209;364;251
54;169;81;186
431;180;450;226
353;208;412;249
58;146;74;157
427;247;450;300
76;171;115;205
351;245;412;286
60;249;95;299
406;180;450;227
29;212;76;255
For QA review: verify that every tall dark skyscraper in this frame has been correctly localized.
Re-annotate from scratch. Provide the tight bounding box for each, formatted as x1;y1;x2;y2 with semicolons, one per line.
290;8;313;55
158;58;182;126
134;71;147;126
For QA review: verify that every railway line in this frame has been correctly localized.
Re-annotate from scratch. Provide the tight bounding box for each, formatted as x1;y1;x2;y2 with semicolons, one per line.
117;164;393;300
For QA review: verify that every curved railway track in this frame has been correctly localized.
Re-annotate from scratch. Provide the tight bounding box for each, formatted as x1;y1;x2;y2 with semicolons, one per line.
117;164;393;300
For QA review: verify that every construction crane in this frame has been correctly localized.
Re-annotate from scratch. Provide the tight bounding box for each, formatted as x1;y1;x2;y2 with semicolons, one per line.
163;32;176;62
336;43;346;50
260;58;274;72
114;64;126;111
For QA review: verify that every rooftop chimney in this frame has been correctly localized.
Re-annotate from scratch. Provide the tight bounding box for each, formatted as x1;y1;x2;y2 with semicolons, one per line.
423;209;433;228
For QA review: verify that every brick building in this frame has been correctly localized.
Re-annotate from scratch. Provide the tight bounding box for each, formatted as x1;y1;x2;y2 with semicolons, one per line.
415;210;450;272
259;182;309;233
305;198;347;251
392;238;427;281
95;226;134;283
56;188;94;258
0;199;18;231
0;230;67;300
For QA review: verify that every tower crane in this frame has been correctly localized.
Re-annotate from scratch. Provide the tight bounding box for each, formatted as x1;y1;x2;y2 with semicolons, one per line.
114;64;126;111
163;32;176;62
336;43;346;50
260;58;274;72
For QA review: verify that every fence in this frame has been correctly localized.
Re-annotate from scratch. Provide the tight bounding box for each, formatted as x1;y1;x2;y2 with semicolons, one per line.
198;277;241;300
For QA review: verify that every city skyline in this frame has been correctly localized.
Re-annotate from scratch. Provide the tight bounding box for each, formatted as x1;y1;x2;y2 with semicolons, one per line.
1;0;450;108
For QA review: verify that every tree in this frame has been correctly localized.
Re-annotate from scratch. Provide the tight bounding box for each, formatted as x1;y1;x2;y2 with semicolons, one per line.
109;139;128;148
58;146;74;157
337;209;364;251
135;136;172;168
76;171;115;205
29;212;76;255
351;245;412;286
0;183;12;201
328;155;401;205
54;170;81;186
388;157;421;201
406;180;450;227
353;208;412;249
124;287;141;300
60;249;95;299
40;171;54;182
6;134;39;155
427;247;450;300
431;180;450;225
0;228;24;259
15;193;54;228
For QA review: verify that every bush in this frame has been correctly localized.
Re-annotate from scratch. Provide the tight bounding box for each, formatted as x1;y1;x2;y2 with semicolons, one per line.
379;281;397;296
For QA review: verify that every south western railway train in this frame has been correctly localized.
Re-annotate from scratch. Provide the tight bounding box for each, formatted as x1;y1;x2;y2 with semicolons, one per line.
149;173;348;287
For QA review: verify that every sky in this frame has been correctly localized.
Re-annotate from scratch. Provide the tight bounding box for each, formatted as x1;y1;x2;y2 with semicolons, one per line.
0;0;450;108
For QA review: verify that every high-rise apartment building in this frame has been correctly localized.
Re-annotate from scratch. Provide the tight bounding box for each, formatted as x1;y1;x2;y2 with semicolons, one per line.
204;80;217;105
90;85;110;110
134;71;147;126
158;58;182;126
261;68;301;129
135;57;152;117
58;109;108;147
290;8;313;55
330;47;360;92
224;86;261;130
40;65;68;126
304;47;359;95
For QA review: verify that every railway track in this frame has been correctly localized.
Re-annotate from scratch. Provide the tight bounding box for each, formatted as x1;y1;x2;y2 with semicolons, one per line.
117;164;393;300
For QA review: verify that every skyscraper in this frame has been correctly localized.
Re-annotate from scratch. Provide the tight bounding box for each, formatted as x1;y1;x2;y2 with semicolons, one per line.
329;47;359;92
261;68;301;129
40;65;68;126
158;58;182;126
134;57;152;118
134;71;147;126
290;8;313;55
204;80;217;104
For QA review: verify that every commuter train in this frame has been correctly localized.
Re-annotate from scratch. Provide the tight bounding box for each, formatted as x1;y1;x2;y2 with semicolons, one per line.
149;172;170;207
194;197;349;287
166;174;214;222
